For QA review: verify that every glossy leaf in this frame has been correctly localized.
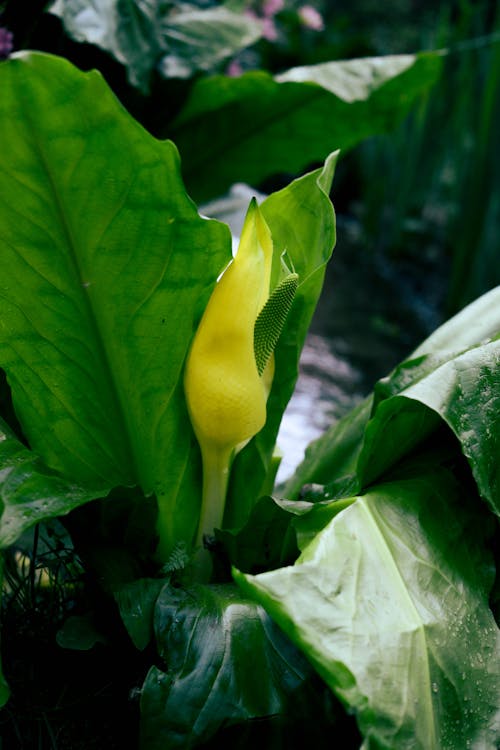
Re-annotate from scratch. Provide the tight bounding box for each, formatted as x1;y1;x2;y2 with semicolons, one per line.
170;52;443;202
140;582;321;749
0;417;105;548
225;152;337;528
236;472;500;750
284;287;500;515
0;51;231;553
358;338;500;516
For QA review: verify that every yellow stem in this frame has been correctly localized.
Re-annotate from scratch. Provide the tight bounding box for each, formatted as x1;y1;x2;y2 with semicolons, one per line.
191;443;232;582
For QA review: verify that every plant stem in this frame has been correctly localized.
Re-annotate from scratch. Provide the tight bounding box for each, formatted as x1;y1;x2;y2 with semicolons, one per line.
191;444;232;582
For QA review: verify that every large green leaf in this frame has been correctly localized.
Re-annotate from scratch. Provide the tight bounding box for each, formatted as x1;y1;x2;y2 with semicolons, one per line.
140;582;329;749
235;472;500;749
284;286;500;513
0;51;231;553
225;153;337;528
170;51;443;202
49;0;262;91
359;339;500;515
0;418;105;548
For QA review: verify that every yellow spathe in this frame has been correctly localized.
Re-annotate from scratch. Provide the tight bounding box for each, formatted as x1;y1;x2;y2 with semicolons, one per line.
184;198;273;453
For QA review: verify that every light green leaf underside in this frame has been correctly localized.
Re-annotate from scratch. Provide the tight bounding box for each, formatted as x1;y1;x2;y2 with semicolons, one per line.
49;0;262;91
236;473;500;750
0;51;231;552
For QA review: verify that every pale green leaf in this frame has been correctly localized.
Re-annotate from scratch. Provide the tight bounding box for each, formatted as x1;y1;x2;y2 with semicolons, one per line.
236;472;500;749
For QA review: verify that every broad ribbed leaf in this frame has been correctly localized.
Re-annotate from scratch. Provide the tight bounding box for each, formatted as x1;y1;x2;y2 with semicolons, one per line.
140;582;323;749
0;52;231;553
170;52;443;202
236;472;500;750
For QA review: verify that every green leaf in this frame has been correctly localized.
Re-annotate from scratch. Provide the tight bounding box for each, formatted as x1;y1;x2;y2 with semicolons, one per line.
0;52;231;553
224;152;337;529
56;613;107;650
235;472;500;750
140;582;322;749
282;395;373;500
49;0;262;92
215;495;298;574
158;6;262;80
170;51;443;202
357;338;500;517
0;557;10;708
0;418;105;548
114;576;164;650
284;287;500;513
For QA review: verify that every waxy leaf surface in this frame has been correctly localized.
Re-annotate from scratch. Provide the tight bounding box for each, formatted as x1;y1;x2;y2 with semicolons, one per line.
285;286;500;518
0;52;231;552
236;473;500;749
140;582;323;748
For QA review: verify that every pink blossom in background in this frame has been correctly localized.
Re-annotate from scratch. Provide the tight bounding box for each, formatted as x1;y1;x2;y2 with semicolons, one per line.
298;5;325;31
226;58;244;77
262;0;285;17
0;27;13;59
261;16;279;41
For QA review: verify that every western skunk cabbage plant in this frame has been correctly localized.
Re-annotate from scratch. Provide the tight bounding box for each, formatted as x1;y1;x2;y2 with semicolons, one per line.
183;199;298;571
0;50;498;750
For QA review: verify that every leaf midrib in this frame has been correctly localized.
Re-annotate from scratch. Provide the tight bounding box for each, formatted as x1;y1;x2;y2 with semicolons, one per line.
359;498;438;750
21;81;137;484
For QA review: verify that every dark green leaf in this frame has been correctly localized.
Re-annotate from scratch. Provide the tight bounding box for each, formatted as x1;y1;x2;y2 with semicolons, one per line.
282;395;373;500
215;495;298;574
236;471;500;750
0;557;10;707
171;52;443;202
56;613;107;650
0;418;105;548
0;51;231;554
114;577;165;650
140;582;320;749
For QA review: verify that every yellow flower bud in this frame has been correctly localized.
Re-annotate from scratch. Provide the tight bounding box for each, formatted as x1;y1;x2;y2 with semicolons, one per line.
184;198;273;455
182;199;298;579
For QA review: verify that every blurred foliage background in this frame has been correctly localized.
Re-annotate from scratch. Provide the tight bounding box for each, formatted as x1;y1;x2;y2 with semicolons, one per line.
1;0;499;317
